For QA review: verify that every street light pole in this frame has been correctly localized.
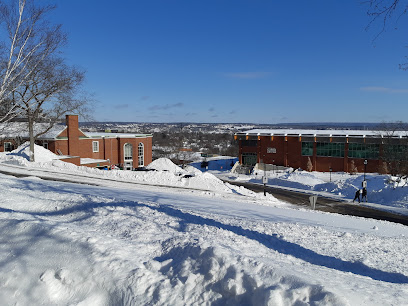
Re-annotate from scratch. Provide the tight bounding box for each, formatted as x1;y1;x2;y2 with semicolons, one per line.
364;159;367;182
264;158;266;196
362;159;368;201
261;157;267;196
329;167;332;182
272;160;275;175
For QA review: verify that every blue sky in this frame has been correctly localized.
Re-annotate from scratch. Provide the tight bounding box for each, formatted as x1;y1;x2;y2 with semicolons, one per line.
51;0;408;123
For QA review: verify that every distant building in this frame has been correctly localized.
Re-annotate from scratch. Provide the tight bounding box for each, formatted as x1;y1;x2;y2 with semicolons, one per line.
0;115;152;169
235;128;408;173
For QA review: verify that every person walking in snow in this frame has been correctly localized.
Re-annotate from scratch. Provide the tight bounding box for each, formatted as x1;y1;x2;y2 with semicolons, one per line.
361;187;367;202
353;189;361;203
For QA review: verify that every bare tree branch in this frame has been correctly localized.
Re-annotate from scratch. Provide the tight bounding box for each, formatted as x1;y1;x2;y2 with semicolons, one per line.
0;0;91;161
0;0;65;121
377;121;408;179
364;0;408;68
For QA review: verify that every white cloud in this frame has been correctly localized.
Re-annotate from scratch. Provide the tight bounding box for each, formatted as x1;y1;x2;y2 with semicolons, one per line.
148;103;184;111
360;86;408;93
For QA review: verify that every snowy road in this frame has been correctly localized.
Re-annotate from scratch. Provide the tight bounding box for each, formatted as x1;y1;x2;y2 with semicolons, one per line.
3;161;407;227
225;180;408;226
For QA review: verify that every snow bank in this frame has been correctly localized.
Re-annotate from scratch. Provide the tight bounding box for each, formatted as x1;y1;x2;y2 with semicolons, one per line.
0;144;270;200
146;157;185;173
279;170;326;186
7;142;61;163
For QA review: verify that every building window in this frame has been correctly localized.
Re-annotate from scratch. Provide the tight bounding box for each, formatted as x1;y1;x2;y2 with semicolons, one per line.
241;140;257;147
383;144;408;161
124;143;133;160
316;142;344;157
4;142;12;152
123;143;133;170
92;141;99;153
242;152;257;166
301;142;313;156
348;143;379;159
138;143;144;167
43;142;48;150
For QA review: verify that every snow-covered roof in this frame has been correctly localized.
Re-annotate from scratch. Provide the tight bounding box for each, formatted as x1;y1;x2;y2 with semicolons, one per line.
85;132;152;138
80;158;109;165
236;129;408;138
0;122;153;140
0;122;66;139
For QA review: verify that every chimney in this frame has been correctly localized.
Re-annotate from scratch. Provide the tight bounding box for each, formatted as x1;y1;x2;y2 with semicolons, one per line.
66;115;79;156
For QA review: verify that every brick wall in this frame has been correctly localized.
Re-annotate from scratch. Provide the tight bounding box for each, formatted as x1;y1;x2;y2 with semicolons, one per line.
241;135;385;173
66;115;80;156
0;139;18;152
2;115;153;168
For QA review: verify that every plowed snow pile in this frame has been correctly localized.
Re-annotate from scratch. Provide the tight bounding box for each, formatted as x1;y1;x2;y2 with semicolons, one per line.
146;157;184;173
0;143;272;199
0;141;62;165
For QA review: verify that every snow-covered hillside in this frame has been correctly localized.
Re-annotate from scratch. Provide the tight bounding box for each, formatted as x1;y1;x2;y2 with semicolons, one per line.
0;144;407;305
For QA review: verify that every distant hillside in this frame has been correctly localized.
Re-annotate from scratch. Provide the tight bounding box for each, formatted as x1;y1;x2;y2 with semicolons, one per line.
79;122;388;134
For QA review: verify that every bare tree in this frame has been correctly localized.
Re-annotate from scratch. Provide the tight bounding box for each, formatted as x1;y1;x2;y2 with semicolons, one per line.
12;57;89;161
378;121;408;181
0;0;65;121
0;0;90;161
306;157;313;172
349;160;358;174
378;161;389;174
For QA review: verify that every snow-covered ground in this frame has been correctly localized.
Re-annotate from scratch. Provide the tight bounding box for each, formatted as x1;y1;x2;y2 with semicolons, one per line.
0;144;408;305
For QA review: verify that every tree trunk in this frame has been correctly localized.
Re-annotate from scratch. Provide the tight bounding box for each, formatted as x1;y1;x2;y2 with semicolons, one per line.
28;116;35;162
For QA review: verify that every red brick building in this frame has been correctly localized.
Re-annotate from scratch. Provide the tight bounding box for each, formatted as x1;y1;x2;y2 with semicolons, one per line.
0;115;152;169
235;129;408;173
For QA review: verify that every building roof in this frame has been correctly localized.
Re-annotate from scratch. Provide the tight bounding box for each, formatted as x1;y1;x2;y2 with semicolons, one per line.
80;158;109;165
85;132;153;138
236;129;408;138
0;122;66;139
0;122;152;140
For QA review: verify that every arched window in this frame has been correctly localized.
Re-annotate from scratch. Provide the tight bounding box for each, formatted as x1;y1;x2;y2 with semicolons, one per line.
138;143;144;167
124;143;133;170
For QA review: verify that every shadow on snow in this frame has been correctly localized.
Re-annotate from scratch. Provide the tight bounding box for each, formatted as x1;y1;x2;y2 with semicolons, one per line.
2;177;408;285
